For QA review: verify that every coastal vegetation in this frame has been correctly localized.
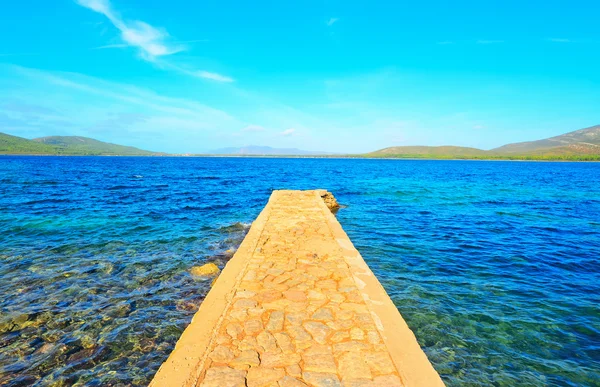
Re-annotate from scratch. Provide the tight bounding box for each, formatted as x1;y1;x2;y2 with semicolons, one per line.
366;125;600;161
364;150;600;161
0;132;58;155
0;133;158;156
1;124;599;160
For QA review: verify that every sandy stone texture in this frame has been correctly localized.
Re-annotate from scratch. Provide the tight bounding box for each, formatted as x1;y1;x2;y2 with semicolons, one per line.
196;191;404;387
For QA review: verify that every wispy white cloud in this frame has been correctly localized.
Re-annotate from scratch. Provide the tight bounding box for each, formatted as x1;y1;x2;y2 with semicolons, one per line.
326;17;339;27
477;40;504;44
157;63;235;83
92;39;209;51
2;64;355;153
76;0;183;60
548;38;572;43
0;99;75;136
92;43;129;50
2;64;243;151
77;0;233;82
194;70;234;83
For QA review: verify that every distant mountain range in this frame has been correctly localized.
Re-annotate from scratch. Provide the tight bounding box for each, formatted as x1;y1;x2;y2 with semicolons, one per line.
207;145;334;156
0;133;158;156
1;124;599;160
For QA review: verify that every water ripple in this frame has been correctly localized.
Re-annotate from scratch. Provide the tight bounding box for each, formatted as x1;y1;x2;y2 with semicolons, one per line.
0;157;599;386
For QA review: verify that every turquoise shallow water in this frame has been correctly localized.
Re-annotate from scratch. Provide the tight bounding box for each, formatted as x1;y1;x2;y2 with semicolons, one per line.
0;156;599;386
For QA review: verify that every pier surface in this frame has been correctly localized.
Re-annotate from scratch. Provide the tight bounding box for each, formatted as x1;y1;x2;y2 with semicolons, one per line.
150;190;444;387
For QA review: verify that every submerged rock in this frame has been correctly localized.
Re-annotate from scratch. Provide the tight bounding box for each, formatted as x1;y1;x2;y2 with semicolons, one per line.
317;190;341;212
206;250;236;267
177;300;200;312
0;312;30;333
36;342;57;355
190;263;220;277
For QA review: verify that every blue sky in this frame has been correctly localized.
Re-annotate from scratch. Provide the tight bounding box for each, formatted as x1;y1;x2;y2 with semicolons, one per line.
1;0;599;153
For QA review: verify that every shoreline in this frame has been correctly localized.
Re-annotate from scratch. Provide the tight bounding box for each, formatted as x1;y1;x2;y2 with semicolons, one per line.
1;154;599;162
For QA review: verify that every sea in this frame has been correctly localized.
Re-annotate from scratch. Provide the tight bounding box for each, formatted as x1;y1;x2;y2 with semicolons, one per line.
0;156;599;386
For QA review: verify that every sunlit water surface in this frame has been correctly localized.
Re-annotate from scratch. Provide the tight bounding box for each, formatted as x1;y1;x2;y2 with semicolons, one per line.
1;157;599;386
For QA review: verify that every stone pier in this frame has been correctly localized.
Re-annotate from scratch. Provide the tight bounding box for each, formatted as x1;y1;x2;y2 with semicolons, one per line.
150;190;444;387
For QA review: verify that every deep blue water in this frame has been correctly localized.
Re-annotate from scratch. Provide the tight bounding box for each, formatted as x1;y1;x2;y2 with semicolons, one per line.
1;156;599;386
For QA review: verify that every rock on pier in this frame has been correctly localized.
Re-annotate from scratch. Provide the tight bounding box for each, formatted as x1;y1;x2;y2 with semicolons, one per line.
150;190;444;387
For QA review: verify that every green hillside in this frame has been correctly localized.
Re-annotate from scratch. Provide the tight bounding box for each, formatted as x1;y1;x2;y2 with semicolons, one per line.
0;132;58;154
493;125;600;153
367;125;600;161
367;146;487;159
34;136;156;156
0;132;158;156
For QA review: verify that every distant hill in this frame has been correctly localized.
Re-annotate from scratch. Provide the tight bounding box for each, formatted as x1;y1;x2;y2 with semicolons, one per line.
0;132;58;154
209;145;333;156
492;125;600;155
368;125;600;160
368;145;487;158
34;136;157;156
0;132;158;156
